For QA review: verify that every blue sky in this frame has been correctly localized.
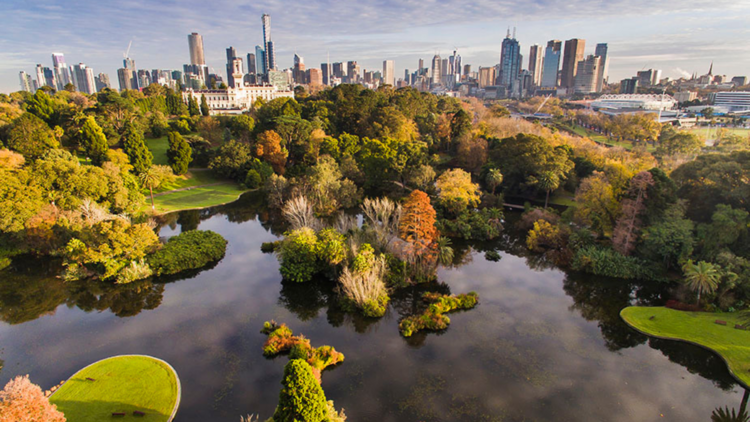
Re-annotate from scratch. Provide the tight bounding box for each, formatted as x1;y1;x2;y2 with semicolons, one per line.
2;0;749;93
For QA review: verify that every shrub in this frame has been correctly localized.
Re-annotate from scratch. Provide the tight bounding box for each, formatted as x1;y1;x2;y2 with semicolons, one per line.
116;258;153;284
261;321;344;382
0;375;66;422
439;208;503;240
148;230;227;276
245;169;262;189
399;292;479;337
571;246;660;281
277;227;320;283
272;360;328;422
338;244;389;317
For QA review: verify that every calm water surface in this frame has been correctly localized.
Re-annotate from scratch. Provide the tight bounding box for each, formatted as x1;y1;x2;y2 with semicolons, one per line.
0;193;745;421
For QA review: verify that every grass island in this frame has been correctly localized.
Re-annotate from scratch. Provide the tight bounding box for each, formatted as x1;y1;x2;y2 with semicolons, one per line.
621;306;750;389
49;355;181;422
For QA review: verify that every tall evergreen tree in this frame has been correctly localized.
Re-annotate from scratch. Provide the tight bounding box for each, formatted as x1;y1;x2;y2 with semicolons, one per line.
272;360;328;422
79;116;109;165
167;131;192;175
122;122;153;174
188;95;200;116
200;94;210;117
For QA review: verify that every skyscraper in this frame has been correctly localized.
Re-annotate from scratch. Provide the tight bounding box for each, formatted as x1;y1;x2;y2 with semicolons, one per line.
307;68;322;86
332;62;346;79
294;54;306;84
478;67;496;88
36;65;57;89
262;14;276;72
430;55;441;87
594;43;609;92
72;63;96;94
226;47;242;87
255;46;266;76
321;62;332;86
561;38;585;89
247;53;257;75
95;73;111;91
188;33;205;65
499;30;522;91
541;40;562;88
418;58;424;73
573;55;601;94
51;53;71;90
528;45;543;87
383;60;395;86
19;71;33;92
347;61;359;82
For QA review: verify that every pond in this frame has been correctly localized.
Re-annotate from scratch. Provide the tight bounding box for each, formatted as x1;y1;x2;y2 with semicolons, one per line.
0;192;746;422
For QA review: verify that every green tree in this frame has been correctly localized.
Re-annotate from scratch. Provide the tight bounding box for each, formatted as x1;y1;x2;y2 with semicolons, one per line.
272;359;328;422
188;95;200;116
78;116;109;165
657;131;703;156
25;90;57;125
682;260;721;305
166;132;192;175
574;172;620;237
121;122;153;175
200;94;209;116
139;165;174;210
485;168;503;195
229;114;255;142
639;203;695;269
6;113;59;160
450;109;472;141
529;170;561;209
436;168;481;215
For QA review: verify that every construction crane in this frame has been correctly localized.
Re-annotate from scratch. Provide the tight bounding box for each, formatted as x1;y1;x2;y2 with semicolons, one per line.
535;94;552;115
123;40;133;59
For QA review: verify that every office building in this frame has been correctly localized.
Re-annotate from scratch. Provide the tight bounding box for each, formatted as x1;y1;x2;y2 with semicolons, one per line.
246;53;257;75
332;62;346;79
226;47;242;88
383;60;395;86
713;92;750;112
52;53;71;90
321;62;332;85
347;61;359;82
499;30;522;95
573;55;601;94
561;38;585;89
72;63;96;94
262;14;276;72
478;67;496;88
528;45;543;87
307;68;322;86
117;68;136;91
254;46;266;76
431;55;442;87
36;64;56;89
95;73;111;91
19;71;34;92
594;43;609;92
637;69;661;87
674;91;697;103
541;40;562;88
188;33;205;65
732;76;748;86
620;77;639;94
294;54;306;84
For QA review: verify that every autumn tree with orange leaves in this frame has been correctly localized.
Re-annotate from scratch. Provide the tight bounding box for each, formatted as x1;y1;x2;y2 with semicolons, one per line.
255;130;288;174
0;375;66;422
398;190;439;281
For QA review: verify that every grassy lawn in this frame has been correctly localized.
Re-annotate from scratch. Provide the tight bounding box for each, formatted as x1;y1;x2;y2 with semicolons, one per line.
146;136;169;165
559;123;656;152
621;306;750;388
144;183;249;214
155;170;225;193
50;355;180;422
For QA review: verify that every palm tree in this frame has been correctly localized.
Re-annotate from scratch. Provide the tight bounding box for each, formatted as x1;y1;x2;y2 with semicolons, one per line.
139;166;163;211
534;170;561;209
436;236;454;267
485;168;503;195
711;406;749;422
682;260;721;306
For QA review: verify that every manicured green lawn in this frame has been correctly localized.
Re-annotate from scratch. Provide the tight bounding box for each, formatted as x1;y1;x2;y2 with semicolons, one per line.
559;124;656;152
621;306;750;388
145;183;249;214
50;355;180;422
155;170;225;193
146;136;170;165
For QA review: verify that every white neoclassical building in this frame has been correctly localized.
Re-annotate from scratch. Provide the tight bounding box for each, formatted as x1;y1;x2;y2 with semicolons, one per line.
182;60;294;115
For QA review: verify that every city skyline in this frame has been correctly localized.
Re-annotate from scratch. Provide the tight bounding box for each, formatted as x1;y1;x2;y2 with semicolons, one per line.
2;0;749;93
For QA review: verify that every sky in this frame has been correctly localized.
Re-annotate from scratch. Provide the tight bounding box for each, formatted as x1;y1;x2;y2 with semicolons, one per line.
2;0;750;93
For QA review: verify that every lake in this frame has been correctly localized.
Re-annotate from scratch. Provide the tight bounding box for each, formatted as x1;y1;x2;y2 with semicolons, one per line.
0;192;745;421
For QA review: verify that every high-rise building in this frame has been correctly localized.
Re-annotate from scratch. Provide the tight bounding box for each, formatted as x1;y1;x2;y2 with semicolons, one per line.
499;31;522;91
307;68;322;86
347;61;360;82
52;53;71;90
732;76;748;86
418;58;424;73
262;14;276;72
95;73;111;91
463;64;471;78
383;60;395;86
247;53;257;75
321;62;332;86
478;67;496;88
332;62;346;79
294;54;306;84
117;68;136;91
637;69;661;87
19;71;33;92
573;55;601;94
188;33;205;65
255;46;266;76
528;45;543;87
226;47;242;88
594;43;609;92
430;55;441;87
620;77;639;94
72;63;96;94
541;40;562;88
561;38;585;89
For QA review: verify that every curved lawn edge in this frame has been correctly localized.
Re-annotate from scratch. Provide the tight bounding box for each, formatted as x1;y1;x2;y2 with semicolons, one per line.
620;306;750;390
50;354;182;422
150;189;256;216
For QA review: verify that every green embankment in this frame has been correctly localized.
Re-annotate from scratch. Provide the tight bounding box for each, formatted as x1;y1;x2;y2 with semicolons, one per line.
50;355;180;422
144;137;248;214
621;306;750;388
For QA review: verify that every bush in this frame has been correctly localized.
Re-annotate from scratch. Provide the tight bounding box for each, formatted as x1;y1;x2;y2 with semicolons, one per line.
272;360;328;422
571;246;661;281
399;292;479;337
245;169;262;189
439;208;503;240
276;228;345;283
148;230;227;276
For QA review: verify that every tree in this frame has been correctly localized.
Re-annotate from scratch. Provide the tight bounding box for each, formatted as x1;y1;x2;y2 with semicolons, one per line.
209;140;254;181
682;260;721;306
450;109;472;141
139;165;174;210
0;169;45;234
25;90;57;125
574;172;620;237
485;168;503;195
0;375;66;422
78;116;109;165
398;190;439;280
255;130;288;174
121;122;153;174
612;171;655;255
229;114;255;142
529;170;560;209
435;168;481;215
167;131;192;175
639;202;695;270
272;359;328;422
711;406;749;422
657;131;703;156
6;113;58;160
200;94;209;116
188;95;200;116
